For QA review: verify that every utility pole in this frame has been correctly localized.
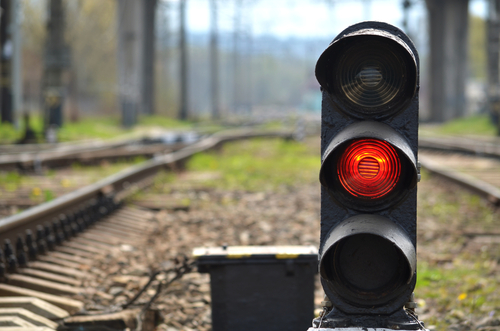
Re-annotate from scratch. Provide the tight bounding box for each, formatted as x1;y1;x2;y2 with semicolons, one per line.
117;0;157;126
425;0;469;122
487;0;500;135
210;0;220;120
179;0;188;120
0;0;13;124
244;28;253;114
243;2;253;115
42;0;70;132
142;0;157;115
233;0;241;114
117;0;142;127
402;0;412;33
233;0;252;115
11;0;22;129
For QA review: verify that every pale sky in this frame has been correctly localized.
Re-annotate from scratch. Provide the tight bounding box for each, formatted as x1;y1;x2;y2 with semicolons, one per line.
180;0;488;39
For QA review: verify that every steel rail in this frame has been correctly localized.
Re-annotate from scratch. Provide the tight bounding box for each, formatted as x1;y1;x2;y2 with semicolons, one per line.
419;155;500;206
419;136;500;158
0;130;292;245
0;139;108;154
0;129;194;154
0;135;189;170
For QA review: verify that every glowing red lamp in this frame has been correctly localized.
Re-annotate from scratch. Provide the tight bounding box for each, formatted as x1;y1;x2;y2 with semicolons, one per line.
337;139;401;199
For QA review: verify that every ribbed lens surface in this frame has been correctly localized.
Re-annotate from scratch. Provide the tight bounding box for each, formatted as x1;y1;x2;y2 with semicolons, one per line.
333;38;413;115
337;139;400;199
358;157;379;179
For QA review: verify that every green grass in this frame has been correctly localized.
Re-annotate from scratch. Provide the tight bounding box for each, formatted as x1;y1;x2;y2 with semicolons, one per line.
0;114;46;143
426;115;497;136
416;260;499;329
416;261;494;301
137;115;191;129
0;171;24;191
58;116;126;141
68;158;149;182
0;122;20;143
148;170;177;193
418;169;497;228
261;120;286;130
0;113;296;144
186;138;320;191
58;115;194;141
43;189;55;202
416;170;500;329
145;137;500;330
0;114;195;144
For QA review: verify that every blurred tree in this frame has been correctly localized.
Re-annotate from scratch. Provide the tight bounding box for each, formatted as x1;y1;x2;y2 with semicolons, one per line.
21;0;45;131
1;0;13;124
65;0;117;116
185;44;311;117
469;14;486;82
252;54;307;106
155;1;179;118
42;0;69;130
179;0;188;120
21;0;117;120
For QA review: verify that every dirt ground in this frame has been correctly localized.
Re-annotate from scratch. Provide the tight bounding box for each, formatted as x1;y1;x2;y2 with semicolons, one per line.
85;168;499;331
416;175;500;331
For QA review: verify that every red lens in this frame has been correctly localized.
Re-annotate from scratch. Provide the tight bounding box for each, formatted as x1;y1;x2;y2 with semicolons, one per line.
337;139;401;199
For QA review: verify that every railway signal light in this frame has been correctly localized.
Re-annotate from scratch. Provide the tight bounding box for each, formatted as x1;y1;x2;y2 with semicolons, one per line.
312;22;423;329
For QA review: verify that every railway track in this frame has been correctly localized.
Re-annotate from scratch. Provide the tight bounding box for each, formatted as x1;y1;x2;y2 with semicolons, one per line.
419;135;500;159
0;129;497;330
0;115;321;172
0;129;293;330
419;135;500;205
0;130;199;171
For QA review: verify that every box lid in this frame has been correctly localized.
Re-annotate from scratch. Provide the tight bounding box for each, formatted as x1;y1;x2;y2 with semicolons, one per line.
193;245;318;266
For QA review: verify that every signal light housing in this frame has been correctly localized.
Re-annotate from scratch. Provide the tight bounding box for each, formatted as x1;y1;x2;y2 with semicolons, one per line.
320;121;418;211
313;21;421;330
316;28;417;119
320;215;416;314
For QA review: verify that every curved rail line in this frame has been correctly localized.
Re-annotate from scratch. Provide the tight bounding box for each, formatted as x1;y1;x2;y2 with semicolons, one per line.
0;130;497;329
0;132;200;171
0;129;291;245
419;136;500;158
0;129;293;329
419;136;500;205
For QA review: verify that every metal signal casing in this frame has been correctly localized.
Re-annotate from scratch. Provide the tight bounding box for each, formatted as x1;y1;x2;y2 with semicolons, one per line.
315;21;420;328
320;121;418;211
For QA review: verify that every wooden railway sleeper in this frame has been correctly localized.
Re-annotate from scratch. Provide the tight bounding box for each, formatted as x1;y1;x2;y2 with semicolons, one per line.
0;195;119;281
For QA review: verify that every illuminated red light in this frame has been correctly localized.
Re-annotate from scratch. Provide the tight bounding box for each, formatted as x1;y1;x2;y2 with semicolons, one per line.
337;139;401;199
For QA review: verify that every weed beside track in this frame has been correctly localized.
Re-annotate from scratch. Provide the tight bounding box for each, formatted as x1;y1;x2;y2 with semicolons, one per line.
417;173;500;330
129;138;499;331
1;137;498;331
0;159;146;217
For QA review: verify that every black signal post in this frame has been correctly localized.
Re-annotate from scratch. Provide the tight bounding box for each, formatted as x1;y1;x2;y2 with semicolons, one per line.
311;22;425;330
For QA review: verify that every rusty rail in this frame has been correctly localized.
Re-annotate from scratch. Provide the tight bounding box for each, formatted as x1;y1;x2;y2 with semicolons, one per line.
419;155;500;206
419;136;500;159
0;135;191;170
0;129;292;246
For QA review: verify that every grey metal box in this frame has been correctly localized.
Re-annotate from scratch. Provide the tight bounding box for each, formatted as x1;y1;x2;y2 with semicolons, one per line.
193;245;318;331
